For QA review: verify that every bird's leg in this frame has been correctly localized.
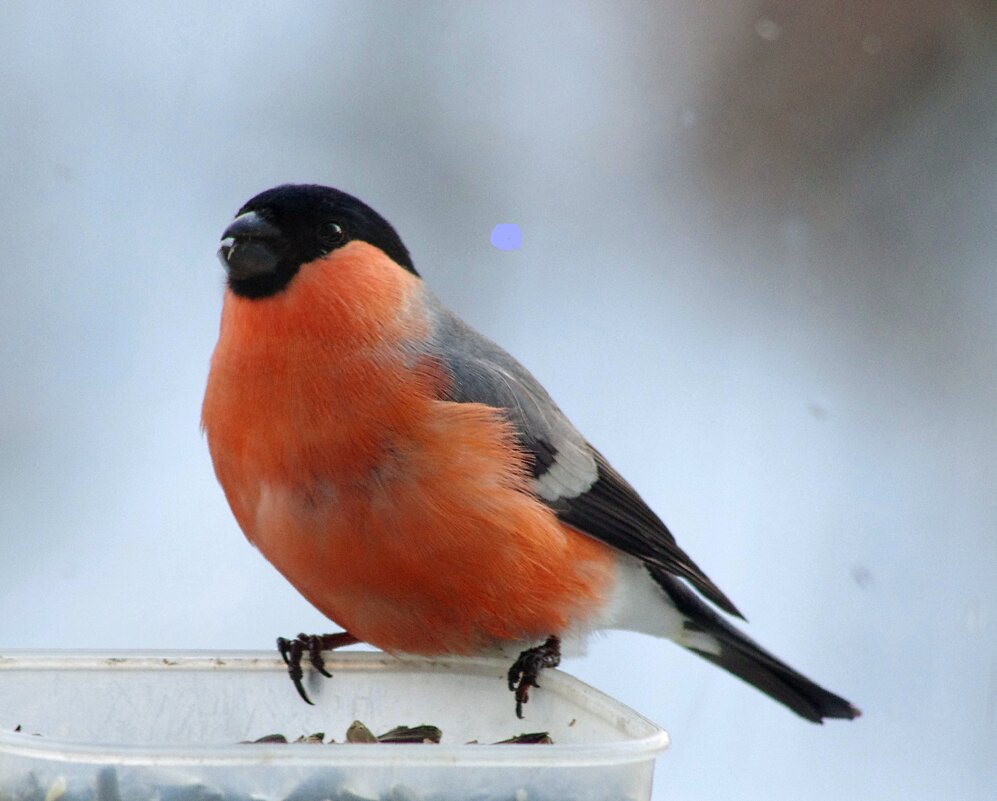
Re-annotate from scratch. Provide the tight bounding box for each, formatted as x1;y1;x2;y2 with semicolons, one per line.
507;635;561;719
276;631;360;704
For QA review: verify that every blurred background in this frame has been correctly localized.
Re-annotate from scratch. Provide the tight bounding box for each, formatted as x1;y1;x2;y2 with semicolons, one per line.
1;2;994;798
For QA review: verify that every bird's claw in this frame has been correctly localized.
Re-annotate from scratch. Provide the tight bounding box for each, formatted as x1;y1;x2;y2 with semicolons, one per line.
507;635;561;719
276;635;313;704
276;631;360;704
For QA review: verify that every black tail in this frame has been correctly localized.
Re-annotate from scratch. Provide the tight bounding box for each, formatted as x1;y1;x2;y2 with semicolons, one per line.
649;567;861;723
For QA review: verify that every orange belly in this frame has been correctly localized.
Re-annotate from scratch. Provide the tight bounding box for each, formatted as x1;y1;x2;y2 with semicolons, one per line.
202;248;615;655
240;401;616;654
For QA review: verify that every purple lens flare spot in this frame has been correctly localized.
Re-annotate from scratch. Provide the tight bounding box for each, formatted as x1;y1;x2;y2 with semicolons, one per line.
490;224;522;251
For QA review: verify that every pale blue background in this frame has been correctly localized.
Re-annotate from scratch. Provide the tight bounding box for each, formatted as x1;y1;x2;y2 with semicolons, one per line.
1;3;995;799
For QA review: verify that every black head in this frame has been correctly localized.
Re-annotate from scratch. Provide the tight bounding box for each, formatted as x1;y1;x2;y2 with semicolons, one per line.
218;184;417;299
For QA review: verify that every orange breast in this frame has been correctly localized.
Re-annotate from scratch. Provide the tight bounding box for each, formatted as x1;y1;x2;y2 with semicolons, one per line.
202;243;615;654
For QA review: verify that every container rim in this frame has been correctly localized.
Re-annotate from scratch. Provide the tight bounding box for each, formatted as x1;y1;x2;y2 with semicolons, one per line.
0;649;670;769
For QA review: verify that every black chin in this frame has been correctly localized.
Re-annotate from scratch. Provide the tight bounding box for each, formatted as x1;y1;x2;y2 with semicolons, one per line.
226;267;299;299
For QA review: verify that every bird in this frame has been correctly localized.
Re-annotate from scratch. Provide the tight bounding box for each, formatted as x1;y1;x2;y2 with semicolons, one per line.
202;183;860;723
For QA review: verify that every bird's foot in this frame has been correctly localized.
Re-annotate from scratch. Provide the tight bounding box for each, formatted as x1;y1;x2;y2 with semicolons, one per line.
507;635;561;719
276;631;359;704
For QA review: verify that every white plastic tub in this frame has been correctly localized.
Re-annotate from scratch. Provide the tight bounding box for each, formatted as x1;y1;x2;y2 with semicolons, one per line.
0;651;668;801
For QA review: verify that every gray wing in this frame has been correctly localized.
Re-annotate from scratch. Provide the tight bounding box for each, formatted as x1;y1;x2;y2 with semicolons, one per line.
422;294;743;619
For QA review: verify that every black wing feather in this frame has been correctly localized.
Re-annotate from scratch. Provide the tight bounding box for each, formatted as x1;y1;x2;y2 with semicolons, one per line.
560;452;744;618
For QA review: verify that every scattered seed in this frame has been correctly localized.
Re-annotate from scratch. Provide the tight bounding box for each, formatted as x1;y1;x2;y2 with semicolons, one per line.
376;725;442;744
345;721;378;744
242;733;288;744
241;722;553;747
495;732;553;745
43;777;66;801
95;767;122;801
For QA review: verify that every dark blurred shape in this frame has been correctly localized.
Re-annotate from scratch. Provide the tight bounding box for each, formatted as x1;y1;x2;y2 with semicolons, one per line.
851;565;874;589
695;0;996;215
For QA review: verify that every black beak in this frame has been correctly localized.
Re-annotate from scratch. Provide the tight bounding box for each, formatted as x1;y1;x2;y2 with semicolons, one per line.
218;211;282;280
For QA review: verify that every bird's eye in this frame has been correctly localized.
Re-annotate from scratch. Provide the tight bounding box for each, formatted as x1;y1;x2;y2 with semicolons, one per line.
317;221;346;245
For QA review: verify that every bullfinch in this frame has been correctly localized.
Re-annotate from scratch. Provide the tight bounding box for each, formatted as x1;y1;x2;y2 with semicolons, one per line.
203;184;859;722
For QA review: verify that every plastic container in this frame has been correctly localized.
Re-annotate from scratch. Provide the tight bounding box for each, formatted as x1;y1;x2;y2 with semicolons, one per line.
0;650;668;801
